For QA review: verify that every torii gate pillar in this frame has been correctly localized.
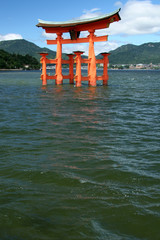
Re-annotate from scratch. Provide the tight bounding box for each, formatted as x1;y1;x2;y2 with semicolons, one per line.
40;52;48;86
56;32;63;85
101;53;110;85
88;30;97;87
67;54;74;84
74;51;84;87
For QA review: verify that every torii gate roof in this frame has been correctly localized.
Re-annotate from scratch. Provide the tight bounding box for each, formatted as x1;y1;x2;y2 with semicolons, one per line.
36;9;121;33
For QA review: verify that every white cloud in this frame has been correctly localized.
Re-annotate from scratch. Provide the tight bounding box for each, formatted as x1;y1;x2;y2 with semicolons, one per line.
79;8;101;20
114;1;123;8
77;1;160;37
42;31;57;39
0;33;23;41
94;41;120;55
108;0;160;36
63;43;88;55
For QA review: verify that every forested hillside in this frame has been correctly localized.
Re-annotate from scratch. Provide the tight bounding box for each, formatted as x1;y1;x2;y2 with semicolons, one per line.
107;42;160;64
0;39;65;61
0;49;40;69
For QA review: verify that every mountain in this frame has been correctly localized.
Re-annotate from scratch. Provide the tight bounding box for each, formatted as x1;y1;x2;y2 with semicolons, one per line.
107;42;160;64
0;39;160;64
0;39;67;61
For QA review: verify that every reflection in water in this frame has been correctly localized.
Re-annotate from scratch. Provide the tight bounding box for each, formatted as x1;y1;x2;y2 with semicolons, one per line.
39;83;111;175
1;70;160;240
39;82;111;130
41;85;47;91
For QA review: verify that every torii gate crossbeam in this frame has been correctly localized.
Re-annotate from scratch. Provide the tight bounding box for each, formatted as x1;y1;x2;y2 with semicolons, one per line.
37;9;121;87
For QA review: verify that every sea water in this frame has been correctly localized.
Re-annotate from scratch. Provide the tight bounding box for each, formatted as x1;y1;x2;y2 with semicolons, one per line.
0;69;160;240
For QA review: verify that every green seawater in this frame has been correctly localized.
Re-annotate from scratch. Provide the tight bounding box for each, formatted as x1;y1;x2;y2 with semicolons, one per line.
0;69;160;240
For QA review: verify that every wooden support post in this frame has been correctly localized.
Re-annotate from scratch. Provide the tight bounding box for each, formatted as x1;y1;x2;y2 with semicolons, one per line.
67;54;74;84
56;32;63;85
101;52;110;85
88;30;97;87
40;52;48;86
74;51;84;87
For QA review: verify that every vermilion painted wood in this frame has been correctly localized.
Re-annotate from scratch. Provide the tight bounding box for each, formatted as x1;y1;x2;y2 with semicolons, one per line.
40;52;110;86
55;33;63;85
38;9;121;86
101;53;110;85
47;35;108;45
40;53;48;85
42;14;120;33
88;30;96;86
67;54;74;84
74;51;84;87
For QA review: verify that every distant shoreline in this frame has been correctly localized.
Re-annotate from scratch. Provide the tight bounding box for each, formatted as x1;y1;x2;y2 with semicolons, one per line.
0;69;41;71
1;68;160;71
0;69;23;71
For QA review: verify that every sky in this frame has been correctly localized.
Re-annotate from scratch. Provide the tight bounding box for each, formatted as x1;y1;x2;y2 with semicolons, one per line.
1;0;160;55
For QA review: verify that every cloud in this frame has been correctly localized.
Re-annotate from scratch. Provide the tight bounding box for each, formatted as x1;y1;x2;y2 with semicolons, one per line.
77;1;160;37
94;41;120;55
42;31;57;39
114;1;123;8
0;33;23;41
79;8;101;20
108;0;160;36
63;43;88;55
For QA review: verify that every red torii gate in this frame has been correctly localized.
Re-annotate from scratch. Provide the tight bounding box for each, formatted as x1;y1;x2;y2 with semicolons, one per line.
37;9;121;87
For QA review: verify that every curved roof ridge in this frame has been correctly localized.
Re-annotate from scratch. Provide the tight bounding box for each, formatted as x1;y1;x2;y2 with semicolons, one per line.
37;8;121;27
